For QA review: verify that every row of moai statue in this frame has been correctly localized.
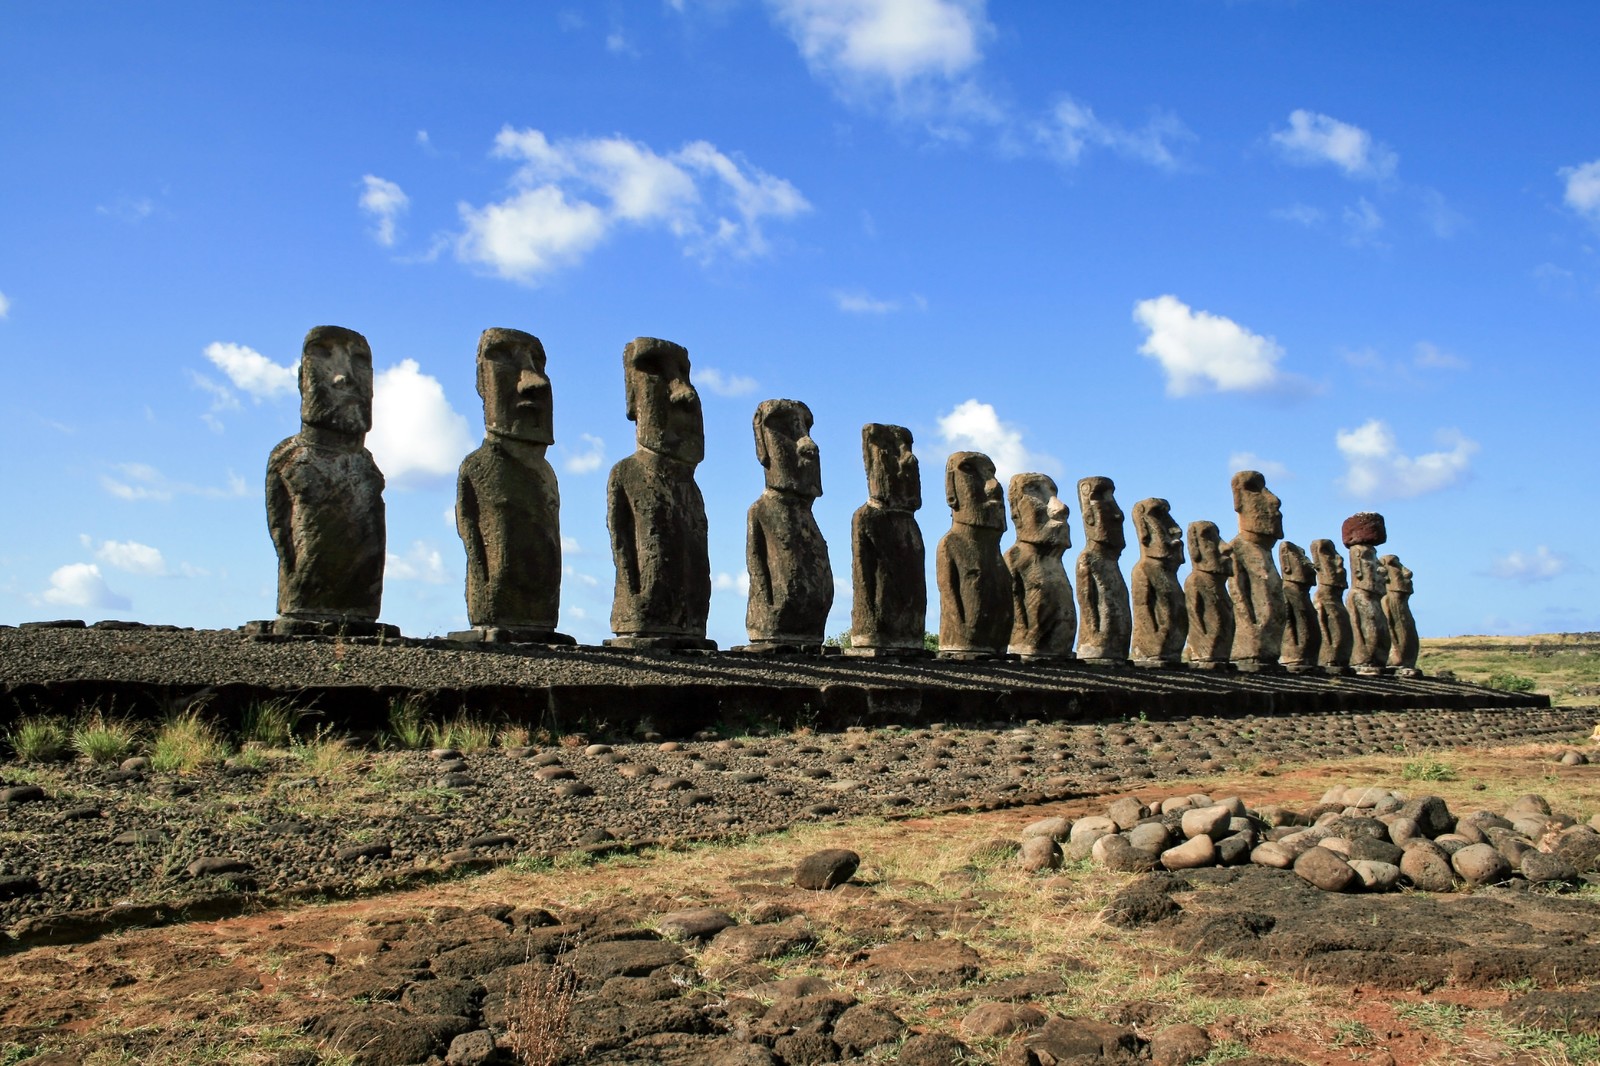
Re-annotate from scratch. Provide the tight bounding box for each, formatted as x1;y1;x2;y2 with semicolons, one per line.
258;326;1419;675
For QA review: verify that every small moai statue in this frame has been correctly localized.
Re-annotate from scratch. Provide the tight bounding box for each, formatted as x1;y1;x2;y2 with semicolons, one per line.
1228;470;1286;671
452;328;573;645
605;338;714;650
1130;498;1187;668
847;424;928;657
1183;520;1235;669
936;451;1013;659
742;399;833;651
1075;476;1131;666
262;325;396;637
1347;545;1391;675
1004;473;1075;661
1381;554;1421;677
1277;541;1321;673
1310;539;1354;674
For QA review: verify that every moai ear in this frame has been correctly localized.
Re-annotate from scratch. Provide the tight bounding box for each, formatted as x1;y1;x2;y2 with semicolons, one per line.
752;405;771;468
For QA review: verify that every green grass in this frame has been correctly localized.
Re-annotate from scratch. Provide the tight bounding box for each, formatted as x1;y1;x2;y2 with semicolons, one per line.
1330;1019;1376;1047
1395;1001;1467;1040
239;698;314;747
425;711;497;753
149;709;231;773
385;696;429;750
1419;633;1600;706
4;714;69;762
1402;759;1457;781
70;710;141;764
1488;671;1539;693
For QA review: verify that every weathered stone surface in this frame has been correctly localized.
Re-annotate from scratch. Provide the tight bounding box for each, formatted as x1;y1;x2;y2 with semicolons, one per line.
847;424;926;656
657;908;737;942
1075;476;1131;664
713;919;815;963
1400;840;1456;892
1348;859;1402;891
745;399;832;648
1310;539;1354;671
1005;473;1075;660
1399;795;1455;838
1019;835;1062;873
1008;1017;1140;1065
1151;1023;1212;1066
832;1004;906;1054
1130;498;1187;667
897;1032;972;1066
1342;512;1387;548
1295;846;1357;892
1228;470;1285;669
1022;816;1072;841
1070;815;1118;846
1520;850;1580;884
795;848;860;890
963;1001;1047;1038
1181;805;1232;840
1452;843;1512;885
1161;835;1216;870
1107;797;1146;830
1347;544;1391;674
862;938;982;990
1278;541;1321;670
1183;521;1234;668
1381;554;1420;674
936;452;1012;658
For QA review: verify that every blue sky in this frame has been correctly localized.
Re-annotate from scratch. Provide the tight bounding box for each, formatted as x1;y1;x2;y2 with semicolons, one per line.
2;1;1596;645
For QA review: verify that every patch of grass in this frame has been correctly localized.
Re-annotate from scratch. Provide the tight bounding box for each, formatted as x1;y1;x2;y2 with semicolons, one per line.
503;963;577;1066
149;709;231;773
70;710;141;764
4;714;69;762
385;696;430;750
497;724;533;748
239;698;314;747
1488;672;1539;694
1402;760;1457;782
426;712;497;754
289;726;361;777
1330;1019;1376;1047
1395;1000;1467;1041
1199;1040;1253;1064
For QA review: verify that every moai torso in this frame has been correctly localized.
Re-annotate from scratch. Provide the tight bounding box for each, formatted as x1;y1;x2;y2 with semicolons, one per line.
1382;554;1420;674
1346;544;1391;674
936;451;1013;658
1310;539;1353;671
1075;476;1131;664
1005;473;1074;660
745;399;833;647
1278;541;1321;672
1227;470;1286;669
848;424;926;655
1184;521;1234;667
1130;498;1187;666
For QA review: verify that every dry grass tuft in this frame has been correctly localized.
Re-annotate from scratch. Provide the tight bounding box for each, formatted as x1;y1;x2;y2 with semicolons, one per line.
504;962;578;1066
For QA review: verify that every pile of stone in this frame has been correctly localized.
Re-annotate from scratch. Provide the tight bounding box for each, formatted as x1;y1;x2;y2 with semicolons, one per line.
1016;786;1600;893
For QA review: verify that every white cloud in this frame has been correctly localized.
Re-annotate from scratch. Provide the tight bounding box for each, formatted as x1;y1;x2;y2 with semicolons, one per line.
1133;295;1288;397
768;0;991;95
1342;197;1385;247
714;571;752;596
1418;187;1467;238
1035;96;1192;170
96;195;156;223
1412;341;1467;371
560;432;606;475
386;540;447;584
101;463;247;502
1335;419;1477;499
1560;159;1600;223
359;175;410;247
563;564;600;587
189;371;241;416
1489;546;1574;584
697;367;759;397
367;359;474;487
0;290;9;319
1270;110;1397;180
561;534;581;553
203;342;297;401
1227;452;1290;481
91;539;167;576
936;398;1058;484
39;563;130;610
605;30;637;55
456;127;809;283
833;289;926;314
1271;204;1324;227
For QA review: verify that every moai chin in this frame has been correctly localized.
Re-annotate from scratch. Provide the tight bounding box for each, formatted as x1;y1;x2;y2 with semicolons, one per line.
1346;544;1391;674
1075;476;1131;666
1183;520;1235;669
1227;470;1286;671
741;399;833;651
1004;473;1075;661
262;325;396;638
936;451;1013;659
605;337;715;650
451;328;573;645
1130;498;1187;668
1381;554;1421;677
847;423;928;657
1277;541;1321;673
1310;538;1354;674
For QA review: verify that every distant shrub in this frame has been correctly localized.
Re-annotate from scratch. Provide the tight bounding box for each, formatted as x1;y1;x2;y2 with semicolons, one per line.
1402;760;1457;782
5;715;69;763
150;709;231;772
1487;672;1538;693
70;710;140;764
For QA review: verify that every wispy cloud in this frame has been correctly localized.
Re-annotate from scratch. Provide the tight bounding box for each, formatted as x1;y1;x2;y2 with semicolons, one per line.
386;540;447;583
936;398;1058;484
1335;419;1477;499
1488;546;1577;584
1342;197;1386;248
560;432;606;475
0;290;10;319
1270;110;1397;181
359;175;410;247
1035;95;1192;170
833;289;927;314
101;463;247;502
696;367;759;397
1133;295;1305;397
1227;452;1290;481
1271;203;1324;227
1560;158;1600;226
96;194;156;224
713;570;751;596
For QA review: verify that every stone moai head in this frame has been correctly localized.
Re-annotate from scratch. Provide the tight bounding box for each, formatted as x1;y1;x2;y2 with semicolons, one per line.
1380;554;1413;594
863;423;920;511
300;325;373;437
1008;473;1068;548
1133;498;1183;565
1310;539;1347;590
624;337;704;465
476;328;552;444
1188;520;1231;576
1279;541;1316;586
754;399;821;498
1350;544;1388;594
945;451;1006;531
1231;470;1284;542
1077;477;1125;553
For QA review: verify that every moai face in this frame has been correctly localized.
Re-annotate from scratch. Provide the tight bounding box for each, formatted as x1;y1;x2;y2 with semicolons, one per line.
754;399;821;498
1350;545;1388;593
1077;477;1125;552
300;326;373;436
477;328;553;444
1231;470;1284;541
1279;541;1316;585
1381;554;1413;594
1311;539;1347;590
1133;498;1183;564
863;423;920;511
1009;473;1069;549
1187;520;1230;576
624;337;704;465
944;452;1006;531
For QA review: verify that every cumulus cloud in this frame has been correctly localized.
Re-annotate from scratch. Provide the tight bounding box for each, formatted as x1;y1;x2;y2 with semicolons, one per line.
1133;295;1290;397
768;0;991;102
1270;110;1397;180
1489;546;1575;584
101;463;247;502
386;540;447;583
0;290;9;319
1035;96;1192;170
1335;419;1477;499
697;367;759;397
455;127;810;283
714;571;752;596
1227;452;1290;481
90;538;167;576
936;399;1058;484
359;175;410;247
560;433;606;475
39;563;130;610
1560;159;1600;224
833;289;926;314
366;360;474;487
203;342;297;402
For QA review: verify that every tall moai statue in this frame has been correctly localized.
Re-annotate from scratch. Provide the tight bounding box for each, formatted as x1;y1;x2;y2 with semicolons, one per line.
1310;539;1354;674
743;399;833;651
1075;476;1131;666
847;424;928;657
1130;498;1187;668
1277;541;1321;673
452;328;572;645
936;452;1013;659
1342;513;1390;675
605;338;714;650
1381;554;1421;676
1183;521;1234;669
263;325;395;637
1005;473;1075;661
1228;470;1286;671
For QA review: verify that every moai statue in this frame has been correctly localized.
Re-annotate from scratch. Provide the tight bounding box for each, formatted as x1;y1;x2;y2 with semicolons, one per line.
1130;498;1187;668
742;399;832;651
847;424;927;657
1310;539;1354;674
1347;545;1391;675
1075;476;1131;666
936;452;1013;659
452;328;572;645
1004;473;1075;661
262;325;395;637
605;338;714;650
1277;541;1321;673
1228;470;1286;671
1381;554;1421;676
1184;521;1234;669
